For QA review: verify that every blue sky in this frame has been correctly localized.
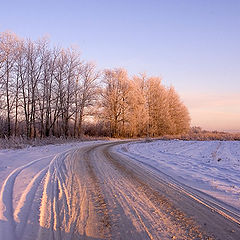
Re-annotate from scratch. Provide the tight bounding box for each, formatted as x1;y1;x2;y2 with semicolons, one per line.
1;0;239;131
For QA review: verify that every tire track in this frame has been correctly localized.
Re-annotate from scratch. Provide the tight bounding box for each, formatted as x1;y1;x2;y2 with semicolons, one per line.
15;166;48;239
0;154;55;240
82;149;112;239
1;141;239;239
118;145;240;226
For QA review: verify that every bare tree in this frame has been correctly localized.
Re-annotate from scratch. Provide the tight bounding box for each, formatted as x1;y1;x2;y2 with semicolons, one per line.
77;62;100;136
0;31;191;139
0;32;19;137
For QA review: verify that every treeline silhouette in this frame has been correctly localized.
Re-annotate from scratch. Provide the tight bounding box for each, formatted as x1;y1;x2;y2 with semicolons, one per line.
0;31;190;138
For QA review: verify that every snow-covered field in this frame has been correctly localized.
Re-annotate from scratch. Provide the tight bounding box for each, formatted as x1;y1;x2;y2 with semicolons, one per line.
116;140;240;210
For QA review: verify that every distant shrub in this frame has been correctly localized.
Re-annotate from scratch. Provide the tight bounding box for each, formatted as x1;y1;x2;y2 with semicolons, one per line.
0;135;109;149
156;127;240;141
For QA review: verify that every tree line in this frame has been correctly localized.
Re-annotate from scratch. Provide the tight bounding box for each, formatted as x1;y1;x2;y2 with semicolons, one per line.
0;31;190;138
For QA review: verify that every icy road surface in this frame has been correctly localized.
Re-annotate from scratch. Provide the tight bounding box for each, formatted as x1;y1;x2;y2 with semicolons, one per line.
0;140;240;239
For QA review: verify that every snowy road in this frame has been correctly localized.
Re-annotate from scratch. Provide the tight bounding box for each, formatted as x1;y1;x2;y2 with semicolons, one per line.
0;141;240;239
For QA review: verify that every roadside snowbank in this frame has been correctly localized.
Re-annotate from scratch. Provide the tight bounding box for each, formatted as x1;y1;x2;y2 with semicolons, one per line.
115;140;240;210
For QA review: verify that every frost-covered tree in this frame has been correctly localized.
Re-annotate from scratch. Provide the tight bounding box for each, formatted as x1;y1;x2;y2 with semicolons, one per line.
167;86;190;134
101;68;130;137
145;77;173;136
101;71;190;137
127;74;148;137
0;31;190;139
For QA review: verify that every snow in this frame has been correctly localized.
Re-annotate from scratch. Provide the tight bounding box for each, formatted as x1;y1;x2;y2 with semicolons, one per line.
0;141;105;240
0;141;102;190
1;139;239;239
115;140;240;210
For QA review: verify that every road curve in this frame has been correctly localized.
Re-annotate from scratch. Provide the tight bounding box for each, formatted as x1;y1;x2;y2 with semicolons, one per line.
1;141;240;240
76;141;240;240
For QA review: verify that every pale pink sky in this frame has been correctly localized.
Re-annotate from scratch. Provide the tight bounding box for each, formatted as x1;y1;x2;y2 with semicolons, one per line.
182;92;240;132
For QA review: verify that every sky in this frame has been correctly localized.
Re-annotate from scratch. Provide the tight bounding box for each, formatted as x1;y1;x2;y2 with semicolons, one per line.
0;0;239;132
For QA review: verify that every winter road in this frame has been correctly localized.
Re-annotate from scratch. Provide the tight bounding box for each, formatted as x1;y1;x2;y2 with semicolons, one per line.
0;141;239;239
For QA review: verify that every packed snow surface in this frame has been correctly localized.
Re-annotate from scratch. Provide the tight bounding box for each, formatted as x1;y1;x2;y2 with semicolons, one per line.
0;140;240;239
116;140;240;210
0;141;106;240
